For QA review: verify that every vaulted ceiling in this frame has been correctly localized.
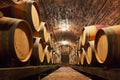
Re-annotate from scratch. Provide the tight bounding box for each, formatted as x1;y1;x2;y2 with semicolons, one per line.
37;0;120;54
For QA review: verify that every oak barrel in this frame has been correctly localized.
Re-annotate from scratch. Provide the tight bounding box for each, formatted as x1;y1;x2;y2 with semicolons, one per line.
0;17;33;63
77;51;81;65
0;11;3;18
79;48;86;65
77;37;82;50
46;33;52;49
50;50;54;64
95;25;120;67
31;37;46;65
0;0;22;9
82;25;106;46
41;23;49;43
44;45;51;64
1;0;41;32
52;53;61;64
33;22;49;43
86;41;98;66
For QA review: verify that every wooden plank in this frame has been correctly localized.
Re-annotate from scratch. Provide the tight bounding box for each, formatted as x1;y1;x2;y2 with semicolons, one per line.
0;65;59;80
72;66;120;80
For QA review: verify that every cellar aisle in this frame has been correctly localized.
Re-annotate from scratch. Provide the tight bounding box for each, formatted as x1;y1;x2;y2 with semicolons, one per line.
42;67;91;80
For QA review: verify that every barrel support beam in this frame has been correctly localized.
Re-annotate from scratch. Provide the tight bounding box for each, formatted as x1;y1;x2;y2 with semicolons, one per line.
72;66;120;80
0;65;59;80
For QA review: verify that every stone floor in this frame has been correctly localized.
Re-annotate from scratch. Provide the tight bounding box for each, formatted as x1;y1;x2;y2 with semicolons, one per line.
42;67;91;80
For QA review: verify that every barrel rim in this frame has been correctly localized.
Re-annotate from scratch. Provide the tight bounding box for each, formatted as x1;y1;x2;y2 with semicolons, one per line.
31;1;41;32
39;42;45;63
86;42;92;64
95;29;108;64
13;20;33;62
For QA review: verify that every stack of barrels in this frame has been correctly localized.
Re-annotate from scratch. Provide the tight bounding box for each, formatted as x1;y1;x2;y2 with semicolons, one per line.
51;51;61;65
69;48;79;65
76;25;120;67
0;0;54;67
69;53;78;65
78;25;106;66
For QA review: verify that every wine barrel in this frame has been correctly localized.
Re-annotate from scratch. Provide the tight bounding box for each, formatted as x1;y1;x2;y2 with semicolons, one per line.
46;33;52;49
51;52;56;64
95;25;120;67
42;23;49;43
49;49;53;64
52;53;60;64
0;0;22;9
56;56;61;64
33;22;49;43
1;0;41;32
0;11;3;18
69;54;74;65
72;54;77;65
82;25;106;46
0;17;33;63
31;37;46;65
51;51;55;64
79;48;86;65
44;45;51;64
30;0;40;4
86;41;98;66
77;51;81;65
50;50;54;64
77;37;82;50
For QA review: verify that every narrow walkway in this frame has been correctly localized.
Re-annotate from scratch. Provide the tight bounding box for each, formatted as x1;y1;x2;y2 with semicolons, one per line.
42;67;91;80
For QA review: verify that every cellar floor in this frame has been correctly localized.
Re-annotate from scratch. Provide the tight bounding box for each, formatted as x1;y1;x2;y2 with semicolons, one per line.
41;66;91;80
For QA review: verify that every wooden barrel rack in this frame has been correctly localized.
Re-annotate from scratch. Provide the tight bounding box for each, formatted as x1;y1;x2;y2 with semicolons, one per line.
0;65;59;80
72;66;120;80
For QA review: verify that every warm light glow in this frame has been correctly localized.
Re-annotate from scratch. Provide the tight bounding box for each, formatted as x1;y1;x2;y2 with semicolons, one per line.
53;52;56;54
61;26;67;31
59;19;69;31
61;40;68;45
